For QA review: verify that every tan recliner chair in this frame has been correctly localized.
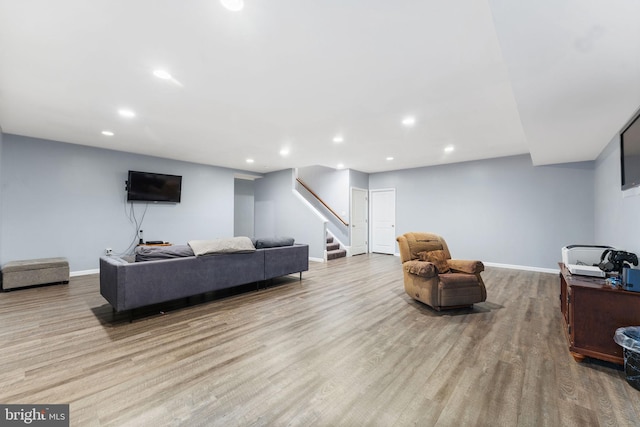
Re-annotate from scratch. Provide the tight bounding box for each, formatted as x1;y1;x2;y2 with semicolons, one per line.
396;232;487;310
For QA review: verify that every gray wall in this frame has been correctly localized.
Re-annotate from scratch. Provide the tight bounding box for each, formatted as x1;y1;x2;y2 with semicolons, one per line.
296;166;350;245
594;134;640;254
298;166;350;221
369;154;595;269
234;178;255;237
254;169;326;259
349;169;369;191
296;166;370;247
1;134;242;272
0;126;3;265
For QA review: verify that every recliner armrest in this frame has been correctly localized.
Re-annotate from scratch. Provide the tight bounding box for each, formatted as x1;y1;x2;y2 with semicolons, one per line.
403;260;437;279
448;259;484;274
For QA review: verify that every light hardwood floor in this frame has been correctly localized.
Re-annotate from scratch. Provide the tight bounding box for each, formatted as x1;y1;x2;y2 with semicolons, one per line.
1;254;639;426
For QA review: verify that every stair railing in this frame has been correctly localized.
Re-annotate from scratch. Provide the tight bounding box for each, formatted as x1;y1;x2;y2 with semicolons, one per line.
296;178;349;227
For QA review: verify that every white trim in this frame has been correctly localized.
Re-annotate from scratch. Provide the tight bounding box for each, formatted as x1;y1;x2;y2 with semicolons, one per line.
392;255;558;274
70;269;99;277
292;189;328;222
483;262;558;274
234;173;263;181
309;257;325;263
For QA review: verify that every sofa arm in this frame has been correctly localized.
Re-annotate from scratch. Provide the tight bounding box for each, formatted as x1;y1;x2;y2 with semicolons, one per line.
99;256;129;311
448;259;484;274
403;260;438;279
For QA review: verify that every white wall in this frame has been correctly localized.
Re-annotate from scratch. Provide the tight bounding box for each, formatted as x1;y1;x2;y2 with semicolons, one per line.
369;154;595;269
234;178;255;237
0;126;3;265
254;169;326;259
594;134;640;254
1;134;242;272
349;169;369;191
298;166;350;222
1;134;606;272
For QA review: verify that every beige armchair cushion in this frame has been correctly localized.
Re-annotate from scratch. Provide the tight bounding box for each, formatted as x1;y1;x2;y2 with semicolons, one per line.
448;259;484;274
403;260;437;279
417;250;450;273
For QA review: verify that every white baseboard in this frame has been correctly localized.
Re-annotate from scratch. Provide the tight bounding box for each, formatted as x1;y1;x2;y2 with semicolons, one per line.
309;257;325;263
70;269;99;277
392;253;558;274
483;262;558;274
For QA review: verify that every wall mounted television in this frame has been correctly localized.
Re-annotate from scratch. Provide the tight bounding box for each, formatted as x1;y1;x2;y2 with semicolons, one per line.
621;111;640;191
127;170;182;203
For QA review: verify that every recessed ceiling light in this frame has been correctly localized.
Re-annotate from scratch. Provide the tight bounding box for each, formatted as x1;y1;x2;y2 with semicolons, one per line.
118;109;136;118
402;116;416;127
246;158;254;163
333;135;344;143
279;148;290;157
153;69;172;80
386;156;394;161
220;0;244;11
101;130;114;136
444;145;455;153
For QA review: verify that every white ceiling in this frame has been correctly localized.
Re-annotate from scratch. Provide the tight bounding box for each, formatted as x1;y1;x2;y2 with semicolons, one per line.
0;0;639;174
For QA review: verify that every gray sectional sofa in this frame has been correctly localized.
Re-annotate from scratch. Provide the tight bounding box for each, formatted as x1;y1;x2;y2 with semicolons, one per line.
100;241;309;312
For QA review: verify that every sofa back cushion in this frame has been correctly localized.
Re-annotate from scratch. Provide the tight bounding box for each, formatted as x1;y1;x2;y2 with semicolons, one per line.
253;236;295;249
135;245;195;262
188;237;256;256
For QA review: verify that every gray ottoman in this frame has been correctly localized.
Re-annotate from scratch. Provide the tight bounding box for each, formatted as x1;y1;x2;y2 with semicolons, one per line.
1;257;69;291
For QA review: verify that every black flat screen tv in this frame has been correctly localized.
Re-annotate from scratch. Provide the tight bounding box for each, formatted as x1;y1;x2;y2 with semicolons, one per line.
127;170;182;203
621;112;640;191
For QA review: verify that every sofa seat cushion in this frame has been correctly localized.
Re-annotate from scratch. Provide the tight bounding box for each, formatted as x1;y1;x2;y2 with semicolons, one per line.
188;237;256;256
253;236;295;249
135;245;195;262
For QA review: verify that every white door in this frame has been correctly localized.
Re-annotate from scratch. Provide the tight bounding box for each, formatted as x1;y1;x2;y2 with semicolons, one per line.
350;187;368;255
370;189;396;254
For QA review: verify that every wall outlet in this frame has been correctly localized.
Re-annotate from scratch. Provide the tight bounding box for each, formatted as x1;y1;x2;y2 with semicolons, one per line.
105;248;113;256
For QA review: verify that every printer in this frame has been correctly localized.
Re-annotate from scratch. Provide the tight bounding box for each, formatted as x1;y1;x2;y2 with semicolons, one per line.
561;245;613;277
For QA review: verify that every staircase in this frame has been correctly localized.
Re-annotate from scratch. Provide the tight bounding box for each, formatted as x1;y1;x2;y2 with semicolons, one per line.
326;235;347;260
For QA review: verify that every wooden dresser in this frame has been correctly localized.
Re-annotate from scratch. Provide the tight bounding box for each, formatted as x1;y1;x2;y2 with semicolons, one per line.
559;263;640;364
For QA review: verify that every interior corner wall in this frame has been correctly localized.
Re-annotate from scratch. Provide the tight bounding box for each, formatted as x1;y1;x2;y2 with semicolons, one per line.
0;126;4;265
1;134;238;272
594;134;640;254
234;178;255;237
349;169;369;190
254;169;326;259
369;154;595;270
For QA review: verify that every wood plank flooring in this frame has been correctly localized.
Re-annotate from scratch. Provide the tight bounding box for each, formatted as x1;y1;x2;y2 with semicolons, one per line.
1;254;639;426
